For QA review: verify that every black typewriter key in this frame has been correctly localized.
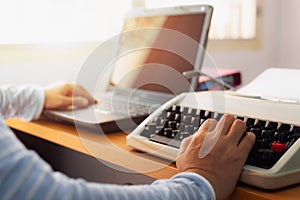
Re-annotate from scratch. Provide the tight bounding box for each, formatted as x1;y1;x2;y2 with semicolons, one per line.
170;105;180;113
204;110;212;118
292;126;300;133
214;113;223;121
189;108;197;116
167;121;177;129
191;116;200;126
267;121;278;130
166;112;175;120
185;125;195;134
183;115;192;124
164;128;173;138
181;107;189;114
255;139;270;149
171;130;180;138
199;110;206;118
261;130;273;139
236;116;244;121
250;128;263;139
278;123;291;132
195;109;202;116
278;132;288;143
246;118;255;127
174;114;181;122
254;120;266;128
140;124;156;138
285;137;297;150
179;132;190;140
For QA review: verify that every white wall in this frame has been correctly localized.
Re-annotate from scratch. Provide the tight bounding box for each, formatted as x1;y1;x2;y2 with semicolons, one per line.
0;0;299;87
0;61;82;86
0;43;98;87
278;0;300;68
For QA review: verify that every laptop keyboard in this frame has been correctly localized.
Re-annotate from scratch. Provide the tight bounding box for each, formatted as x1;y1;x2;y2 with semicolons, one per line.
139;105;300;169
95;97;153;117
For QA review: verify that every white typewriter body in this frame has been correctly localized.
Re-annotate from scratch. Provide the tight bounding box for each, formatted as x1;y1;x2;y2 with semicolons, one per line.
127;91;300;189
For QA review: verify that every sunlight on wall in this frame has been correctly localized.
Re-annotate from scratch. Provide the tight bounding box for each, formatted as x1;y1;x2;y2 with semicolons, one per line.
0;0;131;44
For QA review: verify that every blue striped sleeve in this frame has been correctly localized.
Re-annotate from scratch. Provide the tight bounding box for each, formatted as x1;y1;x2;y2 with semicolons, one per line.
0;85;44;120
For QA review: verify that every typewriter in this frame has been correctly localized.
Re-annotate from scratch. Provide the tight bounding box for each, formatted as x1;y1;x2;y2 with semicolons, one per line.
126;91;300;189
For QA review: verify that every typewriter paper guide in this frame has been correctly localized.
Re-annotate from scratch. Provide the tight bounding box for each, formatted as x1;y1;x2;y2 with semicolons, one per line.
229;68;300;103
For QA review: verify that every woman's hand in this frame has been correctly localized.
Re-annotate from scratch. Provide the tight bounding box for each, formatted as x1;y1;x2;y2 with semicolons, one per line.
44;82;96;110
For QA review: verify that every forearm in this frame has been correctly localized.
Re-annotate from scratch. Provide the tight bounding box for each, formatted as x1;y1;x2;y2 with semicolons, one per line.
0;85;44;120
81;173;215;200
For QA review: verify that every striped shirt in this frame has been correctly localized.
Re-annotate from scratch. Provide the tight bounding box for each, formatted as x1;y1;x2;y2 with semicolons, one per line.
0;85;216;200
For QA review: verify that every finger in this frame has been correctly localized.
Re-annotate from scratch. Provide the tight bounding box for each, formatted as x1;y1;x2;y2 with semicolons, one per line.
199;118;218;133
72;97;90;108
58;96;89;110
59;96;73;108
237;132;256;153
71;84;96;104
215;114;235;135
197;119;224;159
178;136;193;156
191;118;217;144
227;119;247;144
73;85;96;103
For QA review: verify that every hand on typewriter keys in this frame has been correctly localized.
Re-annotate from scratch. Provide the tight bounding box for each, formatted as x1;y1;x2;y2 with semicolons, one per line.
176;114;256;200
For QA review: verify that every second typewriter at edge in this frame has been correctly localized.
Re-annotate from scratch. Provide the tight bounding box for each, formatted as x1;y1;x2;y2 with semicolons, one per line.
126;91;300;189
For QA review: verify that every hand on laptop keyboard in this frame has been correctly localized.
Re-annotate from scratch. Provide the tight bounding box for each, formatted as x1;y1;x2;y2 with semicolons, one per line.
176;114;256;200
44;82;96;110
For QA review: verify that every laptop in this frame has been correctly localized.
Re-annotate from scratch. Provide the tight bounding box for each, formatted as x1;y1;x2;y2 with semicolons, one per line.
45;5;213;133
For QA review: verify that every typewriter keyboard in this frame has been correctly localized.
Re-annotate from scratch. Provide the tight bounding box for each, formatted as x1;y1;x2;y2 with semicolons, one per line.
139;105;300;169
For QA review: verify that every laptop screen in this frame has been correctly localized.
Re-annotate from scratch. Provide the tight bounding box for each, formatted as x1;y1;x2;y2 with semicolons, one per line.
110;5;212;95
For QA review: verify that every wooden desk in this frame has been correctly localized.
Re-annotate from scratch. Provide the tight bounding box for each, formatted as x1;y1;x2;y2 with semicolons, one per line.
6;118;300;200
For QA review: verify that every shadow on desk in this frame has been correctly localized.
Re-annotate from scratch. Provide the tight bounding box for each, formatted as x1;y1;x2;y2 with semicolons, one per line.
13;128;155;185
